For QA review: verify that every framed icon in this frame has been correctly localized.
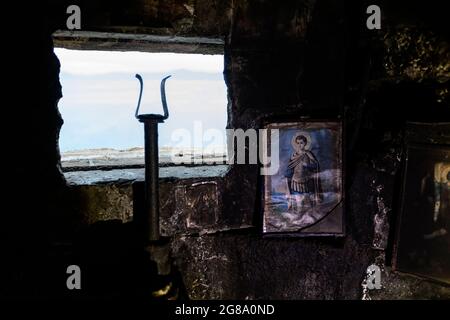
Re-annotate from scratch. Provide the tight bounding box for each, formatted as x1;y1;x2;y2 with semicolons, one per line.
262;120;344;236
393;143;450;285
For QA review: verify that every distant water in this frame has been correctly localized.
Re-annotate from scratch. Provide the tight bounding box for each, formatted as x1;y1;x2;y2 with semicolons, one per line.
61;147;228;168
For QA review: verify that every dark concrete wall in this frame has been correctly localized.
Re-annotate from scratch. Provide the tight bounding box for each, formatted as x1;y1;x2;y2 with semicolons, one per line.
3;0;449;299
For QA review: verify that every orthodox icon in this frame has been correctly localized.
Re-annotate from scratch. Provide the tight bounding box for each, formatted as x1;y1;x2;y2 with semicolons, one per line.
262;121;344;236
394;144;450;285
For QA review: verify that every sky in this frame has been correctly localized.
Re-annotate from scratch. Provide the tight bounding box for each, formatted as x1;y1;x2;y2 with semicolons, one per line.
55;48;228;153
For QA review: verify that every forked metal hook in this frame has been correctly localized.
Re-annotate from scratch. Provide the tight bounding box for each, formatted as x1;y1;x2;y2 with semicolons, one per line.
135;74;171;122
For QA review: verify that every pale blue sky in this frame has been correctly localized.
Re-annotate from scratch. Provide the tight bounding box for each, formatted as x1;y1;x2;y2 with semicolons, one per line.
55;48;228;152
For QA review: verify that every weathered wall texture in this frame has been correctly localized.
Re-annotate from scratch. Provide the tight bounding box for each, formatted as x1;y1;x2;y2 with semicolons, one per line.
3;0;449;299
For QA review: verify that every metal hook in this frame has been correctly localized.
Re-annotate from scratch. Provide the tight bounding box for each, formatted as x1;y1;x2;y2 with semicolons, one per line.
135;74;144;119
160;75;171;120
135;74;171;122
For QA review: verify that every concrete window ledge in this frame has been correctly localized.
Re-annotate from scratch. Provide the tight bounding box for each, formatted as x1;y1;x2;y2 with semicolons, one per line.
60;165;254;236
64;165;229;186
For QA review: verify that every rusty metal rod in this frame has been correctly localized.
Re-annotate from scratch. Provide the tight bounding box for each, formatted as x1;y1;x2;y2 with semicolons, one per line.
144;119;160;242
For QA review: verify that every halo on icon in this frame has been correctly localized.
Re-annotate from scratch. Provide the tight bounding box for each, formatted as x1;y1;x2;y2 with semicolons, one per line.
291;131;312;151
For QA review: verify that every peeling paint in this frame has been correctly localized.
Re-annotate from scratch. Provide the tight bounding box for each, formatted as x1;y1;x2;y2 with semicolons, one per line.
372;183;391;250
